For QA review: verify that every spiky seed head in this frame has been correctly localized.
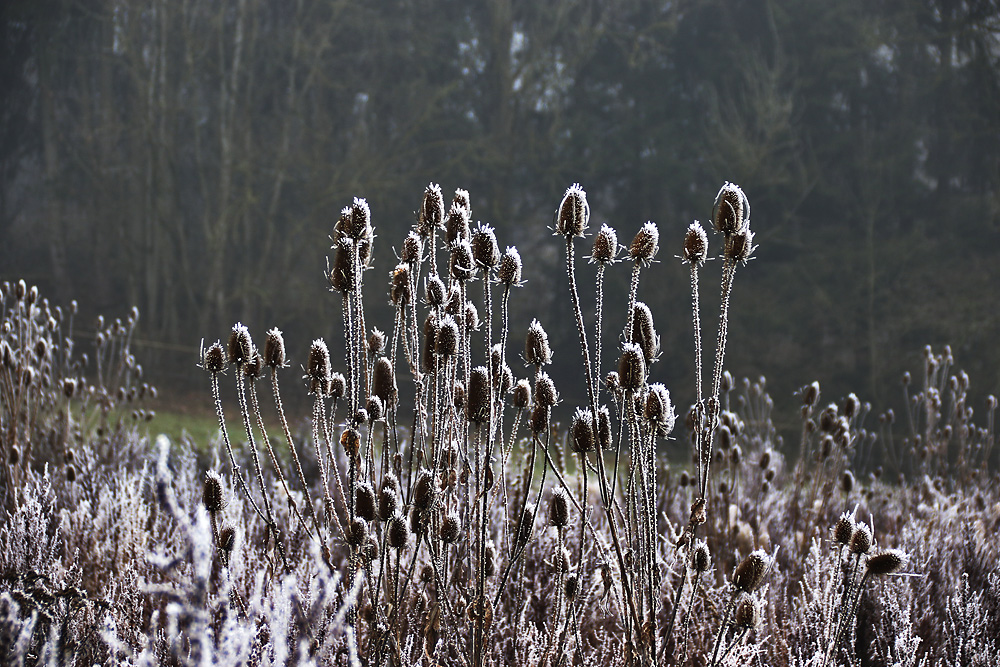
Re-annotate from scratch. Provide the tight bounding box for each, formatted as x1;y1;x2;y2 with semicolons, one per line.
413;469;438;510
421;314;437;373
683;221;709;265
204;470;226;513
597;405;612;450
725;228;755;265
819;404;838;432
15;279;26;301
630;302;660;364
618;343;647;391
262;328;286;368
760;449;772;469
306;339;331;394
592;224;618;264
462;301;479;332
850;522;873;555
435;315;460;357
243;350;262;380
693;540;711;573
346;518;368;547
471;223;500;268
445;205;471;247
9;444;19;466
387;514;410;550
355;482;377;522
452;381;465;409
866;548;907;575
525;319;553;367
629;222;660;264
420;183;445;235
27;285;37;305
841;470;855;493
330;239;354;293
516;502;535;546
448;242;474;282
549;486;570;527
219;525;237;557
425;275;446;307
62;377;77;399
730;444;742;465
842;393;860;419
227;323;253;367
733;549;772;592
466;366;490;424
341;427;362;458
605;371;621;393
366;395;384;422
535;372;558;408
834;511;856;546
565;574;579;600
401;231;423;265
339;197;371;241
556;183;589;238
679;470;690;487
328;372;346;400
498;246;523;286
484;541;497;578
64;463;76;482
391;264;411;306
497;364;514;396
571;408;595;453
378;475;400;521
366;329;386;356
372;357;398;407
529;404;550;434
644;383;675;436
712;182;749;237
802;382;820;407
734;593;760;629
440;512;462;543
513;379;532;409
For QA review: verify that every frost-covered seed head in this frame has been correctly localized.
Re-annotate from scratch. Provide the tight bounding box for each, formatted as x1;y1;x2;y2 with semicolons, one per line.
683;221;709;265
712;182;749;237
525;319;553;367
618;343;647;391
498;246;523;286
866;549;907;576
592;224;618;264
227;323;253;367
556;183;589;238
534;372;558;408
570;408;595;453
471;223;500;268
733;549;772;592
549;487;570;527
629;222;659;264
263;328;286;368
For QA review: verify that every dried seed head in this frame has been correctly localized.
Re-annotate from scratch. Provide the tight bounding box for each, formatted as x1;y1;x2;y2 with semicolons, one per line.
732;549;772;592
850;522;873;555
263;328;286;368
15;279;26;301
730;444;742;465
355;482;377;522
693;540;711;573
498;246;523;286
644;383;675;436
471;223;500;268
819;404;838;432
372;357;398;407
413;469;438;510
387;514;410;550
605;371;621;393
834;510;856;546
556;183;589;237
802;381;820;407
596;405;612;450
841;470;855;493
425;275;446;306
466;366;491;424
842;393;860;419
62;377;77;399
65;463;76;482
330;372;347;400
346;518;368;547
629;222;660;264
529;404;550;434
464;301;480;331
617;343;647;391
453;381;465;410
341;197;371;241
391;264;411;306
733;593;760;629
549;486;570;527
446;205;471;247
516;502;535;546
725;228;755;265
420;183;445;235
592;224;619;264
9;444;19;466
243;350;262;380
683;221;709;265
525;319;553;367
450;242;475;282
330;239;354;293
535;372;558;408
421;314;437;373
307;339;332;394
866;548;907;576
379;475;400;521
484;541;497;578
571;408;595;453
513;379;532;409
565;574;579;600
435;315;460;357
630;302;660;364
440;512;462;543
497;364;514;396
367;329;386;356
341;427;362;458
203;470;226;513
227;323;254;367
712;182;750;237
759;449;772;469
366;395;384;422
401;231;423;265
219;525;237;557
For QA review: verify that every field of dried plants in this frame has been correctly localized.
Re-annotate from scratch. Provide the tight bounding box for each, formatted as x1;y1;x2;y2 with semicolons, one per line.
1;183;997;666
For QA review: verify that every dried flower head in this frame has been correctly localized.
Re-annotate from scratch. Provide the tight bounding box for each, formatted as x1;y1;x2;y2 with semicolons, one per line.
734;592;760;629
330;239;354;293
834;510;857;546
450;241;476;282
413;469;438;510
203;342;226;374
525;319;553;367
733;549;772;592
630;302;660;363
446;205;471;247
617;343;647;391
513;379;532;409
306;339;332;394
529;404;550;435
391;264;411;306
556;183;589;238
549;486;570;527
372;356;398;407
498;246;523;286
355;482;377;522
435;315;460;357
203;470;226;513
712;182;750;237
466;366;491;424
346;518;369;547
592;224;619;264
420;183;445;235
401;231;423;265
693;540;711;573
725;228;755;265
227;323;254;367
471;223;500;268
330;372;346;400
570;408;595;453
262;328;286;368
849;522;873;555
866;548;908;576
366;395;384;422
387;514;410;550
425;275;446;307
342;197;372;241
683;221;709;265
379;475;400;521
644;383;675;436
534;372;558;408
440;512;462;543
629;222;659;264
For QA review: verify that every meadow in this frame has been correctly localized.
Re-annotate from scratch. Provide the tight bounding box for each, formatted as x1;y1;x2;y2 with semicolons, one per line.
1;182;997;666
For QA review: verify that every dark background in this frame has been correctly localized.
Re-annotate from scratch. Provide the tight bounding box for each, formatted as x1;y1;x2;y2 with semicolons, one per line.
3;0;999;437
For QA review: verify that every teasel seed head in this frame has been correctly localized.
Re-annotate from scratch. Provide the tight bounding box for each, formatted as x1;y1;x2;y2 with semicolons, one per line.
401;231;423;265
420;183;445;235
549;486;570;527
306;339;332;394
346;518;368;547
849;521;873;555
591;224;619;265
535;372;558;408
712;182;750;237
630;302;660;364
725;228;755;265
330;372;346;400
413;469;438;510
525;319;553;367
435;315;460;357
596;405;612;450
618;343;647;391
201;343;225;374
15;279;26;301
644;383;675;436
366;395;384;422
379;474;400;521
365;329;386;357
734;592;760;629
565;574;579;600
355;482;377;522
464;301;480;331
629;222;660;264
529;404;550;435
683;221;709;265
446;204;471;247
834;510;856;546
340;197;371;241
447;241;473;282
842;392;860;419
387;514;410;550
570;408;595;453
556;183;589;238
329;239;354;293
425;275;446;307
421;314;437;373
484;541;497;578
693;540;711;573
866;548;907;576
62;377;77;399
243;350;262;380
219;524;237;559
203;470;226;513
341;427;362;459
227;323;253;367
453;381;465;410
9;444;20;466
841;470;855;493
471;223;500;268
513;379;532;409
515;502;535;547
372;356;398;408
605;371;621;393
466;366;491;424
732;549;772;593
497;364;513;396
260;328;286;369
497;246;523;286
440;511;462;543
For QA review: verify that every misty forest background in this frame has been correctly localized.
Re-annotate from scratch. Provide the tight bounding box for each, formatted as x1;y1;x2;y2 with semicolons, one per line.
2;0;999;439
